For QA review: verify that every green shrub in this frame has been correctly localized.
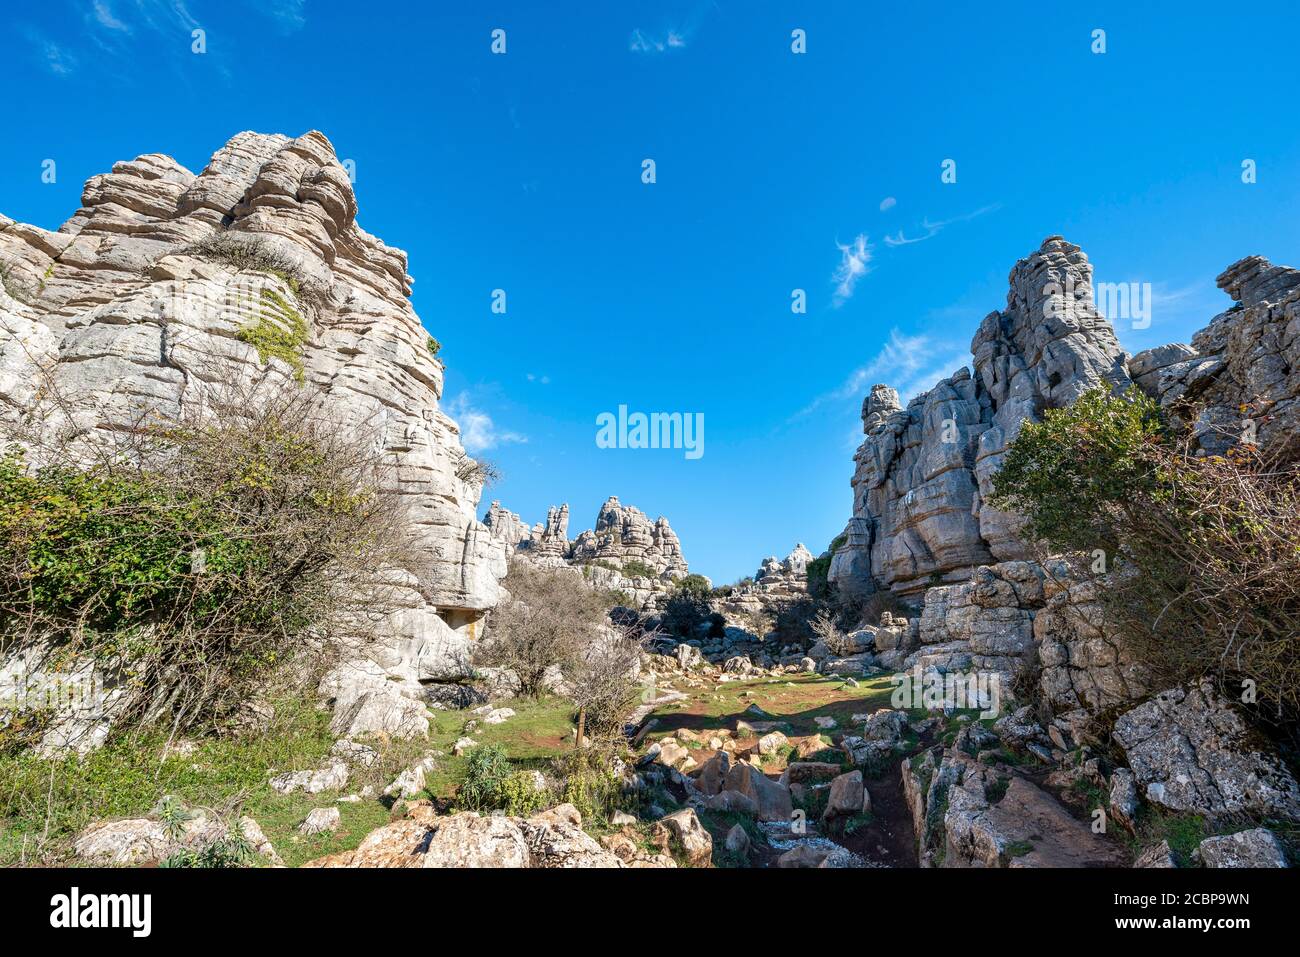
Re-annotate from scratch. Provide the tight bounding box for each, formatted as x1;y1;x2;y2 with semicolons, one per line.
457;744;513;811
990;387;1164;555
0;385;409;733
553;743;626;823
620;559;658;579
991;386;1300;722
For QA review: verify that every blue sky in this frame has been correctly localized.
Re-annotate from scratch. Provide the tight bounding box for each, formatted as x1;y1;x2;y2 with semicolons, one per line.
3;1;1298;584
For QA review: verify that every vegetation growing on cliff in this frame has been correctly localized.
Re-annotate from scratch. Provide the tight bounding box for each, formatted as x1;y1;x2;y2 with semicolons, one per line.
0;385;410;736
991;387;1300;723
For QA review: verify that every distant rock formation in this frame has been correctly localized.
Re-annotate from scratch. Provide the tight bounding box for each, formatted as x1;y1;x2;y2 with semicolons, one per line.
527;504;571;560
483;496;692;608
569;496;688;578
715;544;813;621
483;501;530;550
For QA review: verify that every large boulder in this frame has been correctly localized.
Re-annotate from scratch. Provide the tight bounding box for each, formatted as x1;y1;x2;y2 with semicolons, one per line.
1113;682;1300;822
724;762;794;822
1196;828;1288;868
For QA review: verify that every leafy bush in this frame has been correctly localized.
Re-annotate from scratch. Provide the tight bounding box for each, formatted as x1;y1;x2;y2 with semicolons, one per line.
457;744;513;811
456;744;549;815
553;737;628;823
662;589;712;639
991;387;1163;555
0;383;410;733
675;573;711;597
619;559;658;579
991;387;1300;722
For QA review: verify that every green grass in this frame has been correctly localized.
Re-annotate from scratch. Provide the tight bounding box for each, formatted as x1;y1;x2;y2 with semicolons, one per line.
422;694;578;802
0;691;425;867
1005;839;1035;858
645;673;899;742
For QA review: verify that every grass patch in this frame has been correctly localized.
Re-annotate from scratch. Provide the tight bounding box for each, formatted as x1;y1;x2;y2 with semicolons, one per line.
1005;839;1035;858
0;689;429;867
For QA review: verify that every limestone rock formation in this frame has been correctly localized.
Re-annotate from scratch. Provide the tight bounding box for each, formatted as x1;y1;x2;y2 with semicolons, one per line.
568;496;688;578
1130;254;1300;458
490;495;693;610
483;501;531;552
0;131;509;748
714;543;814;620
525;503;571;560
828;237;1131;599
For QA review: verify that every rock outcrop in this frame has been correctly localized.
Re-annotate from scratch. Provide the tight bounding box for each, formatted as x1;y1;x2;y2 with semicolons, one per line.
489;495;694;610
568;496;689;578
714;544;813;620
483;501;530;551
1129;255;1300;458
829;237;1130;600
0;131;509;749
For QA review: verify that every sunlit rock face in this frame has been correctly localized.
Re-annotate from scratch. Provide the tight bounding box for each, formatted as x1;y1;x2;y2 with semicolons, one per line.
0;131;509;739
829;237;1133;599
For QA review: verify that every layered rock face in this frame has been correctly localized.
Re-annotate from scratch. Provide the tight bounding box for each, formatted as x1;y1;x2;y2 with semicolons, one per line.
483;501;531;551
568;496;688;578
829;237;1131;599
1129;254;1300;457
0;131;508;744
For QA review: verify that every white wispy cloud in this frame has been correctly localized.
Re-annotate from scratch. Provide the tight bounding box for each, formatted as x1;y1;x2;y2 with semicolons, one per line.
879;196;896;211
797;328;969;419
832;233;873;306
42;40;78;74
630;28;687;53
93;1;131;31
446;393;527;453
883;203;1001;248
526;373;551;385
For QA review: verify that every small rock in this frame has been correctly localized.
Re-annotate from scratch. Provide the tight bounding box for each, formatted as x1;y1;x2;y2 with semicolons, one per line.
1197;828;1288;868
724;823;751;858
300;807;341;836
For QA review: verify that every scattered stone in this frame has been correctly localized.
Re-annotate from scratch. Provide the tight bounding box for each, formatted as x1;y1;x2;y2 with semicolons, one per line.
652;808;713;867
300;807;341;836
1197;828;1288;868
724;823;751;858
270;761;349;796
1133;840;1177;868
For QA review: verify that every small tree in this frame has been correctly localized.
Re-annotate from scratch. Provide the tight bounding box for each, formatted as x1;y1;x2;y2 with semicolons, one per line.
563;623;644;741
477;561;610;696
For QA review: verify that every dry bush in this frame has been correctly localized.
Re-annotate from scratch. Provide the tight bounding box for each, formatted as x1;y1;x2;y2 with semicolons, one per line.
563;623;645;737
811;609;857;657
0;379;411;734
993;387;1300;726
477;560;613;696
